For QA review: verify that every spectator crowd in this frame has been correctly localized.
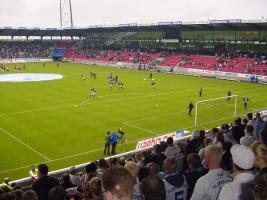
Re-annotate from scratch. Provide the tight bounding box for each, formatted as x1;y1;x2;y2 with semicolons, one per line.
1;112;267;200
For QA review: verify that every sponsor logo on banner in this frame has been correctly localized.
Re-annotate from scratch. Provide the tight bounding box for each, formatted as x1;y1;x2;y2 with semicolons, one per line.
135;130;187;150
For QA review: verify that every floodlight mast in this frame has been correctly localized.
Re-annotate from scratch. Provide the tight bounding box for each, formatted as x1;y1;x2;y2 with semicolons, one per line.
60;0;73;28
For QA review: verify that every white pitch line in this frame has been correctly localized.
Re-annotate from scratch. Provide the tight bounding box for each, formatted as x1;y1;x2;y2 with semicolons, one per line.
0;128;51;161
123;122;158;135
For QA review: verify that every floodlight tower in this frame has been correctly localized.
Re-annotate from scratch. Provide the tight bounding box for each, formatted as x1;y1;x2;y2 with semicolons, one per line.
60;0;73;28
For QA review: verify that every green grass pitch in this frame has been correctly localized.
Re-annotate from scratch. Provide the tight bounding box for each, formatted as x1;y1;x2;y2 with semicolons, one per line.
0;62;266;181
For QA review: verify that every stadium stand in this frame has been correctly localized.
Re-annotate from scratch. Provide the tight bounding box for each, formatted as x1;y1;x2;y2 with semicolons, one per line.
1;113;266;200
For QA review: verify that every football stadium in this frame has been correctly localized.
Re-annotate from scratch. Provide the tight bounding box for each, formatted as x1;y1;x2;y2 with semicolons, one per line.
0;0;267;199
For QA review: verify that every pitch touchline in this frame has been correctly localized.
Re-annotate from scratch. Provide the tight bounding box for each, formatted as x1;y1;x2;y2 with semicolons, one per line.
0;128;51;161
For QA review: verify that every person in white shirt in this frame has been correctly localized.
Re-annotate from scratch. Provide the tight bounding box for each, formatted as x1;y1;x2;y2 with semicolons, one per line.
240;125;257;146
218;144;255;200
190;145;232;200
162;158;188;200
164;137;181;160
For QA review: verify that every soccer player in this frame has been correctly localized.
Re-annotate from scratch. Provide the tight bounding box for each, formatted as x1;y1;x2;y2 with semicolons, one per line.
199;87;203;97
109;78;113;89
90;88;96;98
227;90;232;101
118;82;124;89
81;74;85;81
151;81;156;89
104;131;111;155
188;102;194;116
149;72;153;80
56;63;59;68
115;75;118;83
243;96;249;110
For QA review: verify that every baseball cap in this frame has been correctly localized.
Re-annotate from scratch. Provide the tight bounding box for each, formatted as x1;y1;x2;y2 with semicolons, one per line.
231;144;255;169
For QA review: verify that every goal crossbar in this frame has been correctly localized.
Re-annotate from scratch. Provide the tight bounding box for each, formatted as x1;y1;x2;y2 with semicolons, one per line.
194;95;239;127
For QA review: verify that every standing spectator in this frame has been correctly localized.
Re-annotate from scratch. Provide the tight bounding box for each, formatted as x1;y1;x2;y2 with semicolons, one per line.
231;119;244;143
89;177;103;200
255;113;265;138
247;113;257;137
190;145;232;200
149;144;166;169
186;131;203;154
250;143;267;175
141;175;166;200
104;132;111;155
49;186;66;200
31;164;60;200
164;137;181;160
102;166;134;200
218;144;255;200
110;132;119;155
221;142;233;171
185;153;207;200
240;125;257;146
162;158;187;200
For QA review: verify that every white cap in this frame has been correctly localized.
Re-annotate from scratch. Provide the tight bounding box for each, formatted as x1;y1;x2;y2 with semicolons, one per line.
231;144;255;169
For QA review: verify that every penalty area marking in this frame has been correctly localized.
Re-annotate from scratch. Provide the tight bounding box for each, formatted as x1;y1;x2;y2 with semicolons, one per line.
0;107;263;175
0;128;51;161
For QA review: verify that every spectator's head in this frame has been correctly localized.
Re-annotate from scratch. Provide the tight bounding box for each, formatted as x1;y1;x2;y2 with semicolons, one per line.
204;145;222;170
138;167;150;182
250;143;267;169
220;124;229;133
216;132;224;144
163;158;177;173
231;144;255;172
141;175;166;200
245;125;254;136
247;113;253;121
38;164;49;178
98;158;109;169
259;129;267;145
0;192;15;200
187;153;202;169
22;190;38;200
166;137;174;146
147;162;160;176
134;153;142;162
211;128;219;136
85;162;97;174
102;166;134;200
141;151;148;160
89;177;102;200
256;112;261;119
49;186;66;200
199;130;206;139
242;118;248;125
253;173;267;200
69;167;76;175
62;173;70;183
13;190;22;200
124;161;139;180
204;138;211;147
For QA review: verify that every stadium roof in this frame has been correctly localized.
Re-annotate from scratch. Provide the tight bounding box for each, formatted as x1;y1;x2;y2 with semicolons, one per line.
1;20;267;38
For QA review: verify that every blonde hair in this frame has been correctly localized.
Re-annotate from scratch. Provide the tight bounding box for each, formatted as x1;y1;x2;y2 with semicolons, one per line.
205;144;222;163
250;143;267;163
124;161;139;179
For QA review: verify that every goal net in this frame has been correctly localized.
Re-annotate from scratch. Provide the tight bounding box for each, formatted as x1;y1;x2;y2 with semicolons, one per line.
194;95;243;127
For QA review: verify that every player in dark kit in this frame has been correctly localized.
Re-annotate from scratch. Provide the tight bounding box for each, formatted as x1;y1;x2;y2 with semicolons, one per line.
104;131;111;155
199;87;203;97
151;81;156;89
149;72;153;80
243;96;249;110
188;102;194;116
227;90;232;101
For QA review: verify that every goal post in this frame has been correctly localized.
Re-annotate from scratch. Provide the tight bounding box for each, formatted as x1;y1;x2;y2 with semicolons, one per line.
194;95;239;127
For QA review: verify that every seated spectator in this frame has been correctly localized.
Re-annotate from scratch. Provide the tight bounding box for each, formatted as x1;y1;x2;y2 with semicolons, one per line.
69;167;81;187
218;144;255;200
190;145;232;200
164;137;181;160
240;125;257;146
49;186;66;200
88;177;103;200
162;158;187;200
149;144;166;169
31;164;60;200
21;190;38;200
124;161;141;200
185;153;207;200
61;173;76;189
102;166;134;200
141;175;166;200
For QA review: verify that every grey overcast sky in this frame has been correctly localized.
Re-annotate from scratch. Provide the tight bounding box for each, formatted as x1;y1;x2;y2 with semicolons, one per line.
0;0;266;28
